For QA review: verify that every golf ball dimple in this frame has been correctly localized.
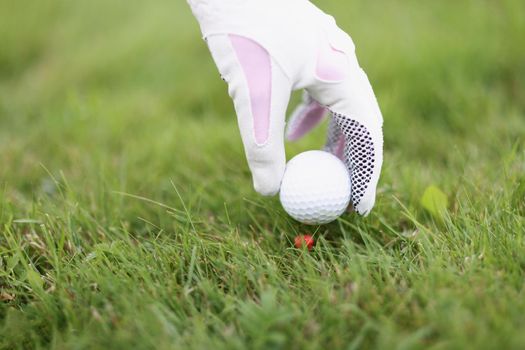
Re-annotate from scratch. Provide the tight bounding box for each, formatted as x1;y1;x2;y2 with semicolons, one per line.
279;151;351;225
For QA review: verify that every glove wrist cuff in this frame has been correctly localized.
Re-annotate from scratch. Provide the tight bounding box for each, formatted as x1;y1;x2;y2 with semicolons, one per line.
187;0;249;36
187;0;306;38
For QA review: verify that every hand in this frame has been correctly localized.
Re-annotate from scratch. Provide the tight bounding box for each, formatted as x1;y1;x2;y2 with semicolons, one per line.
187;0;383;216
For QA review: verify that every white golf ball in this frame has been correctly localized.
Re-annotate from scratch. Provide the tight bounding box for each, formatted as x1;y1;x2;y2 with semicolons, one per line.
279;150;351;225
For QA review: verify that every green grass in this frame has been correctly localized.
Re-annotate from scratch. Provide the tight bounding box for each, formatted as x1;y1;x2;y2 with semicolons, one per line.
1;0;524;348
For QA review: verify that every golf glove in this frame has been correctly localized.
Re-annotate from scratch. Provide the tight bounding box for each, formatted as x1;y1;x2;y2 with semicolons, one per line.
187;0;383;216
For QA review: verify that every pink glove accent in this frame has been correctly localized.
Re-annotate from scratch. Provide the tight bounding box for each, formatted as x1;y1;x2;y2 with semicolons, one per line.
286;99;327;141
288;95;345;160
230;35;272;145
316;44;348;82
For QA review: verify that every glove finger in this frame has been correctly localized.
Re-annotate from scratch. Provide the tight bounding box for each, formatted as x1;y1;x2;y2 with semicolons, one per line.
332;111;382;216
285;92;328;141
207;34;292;196
308;49;383;216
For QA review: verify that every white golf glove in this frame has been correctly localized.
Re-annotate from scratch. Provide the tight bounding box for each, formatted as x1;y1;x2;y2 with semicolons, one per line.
187;0;384;216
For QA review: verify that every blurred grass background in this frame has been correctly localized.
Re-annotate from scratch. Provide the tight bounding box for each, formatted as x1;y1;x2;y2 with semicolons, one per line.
0;0;524;349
